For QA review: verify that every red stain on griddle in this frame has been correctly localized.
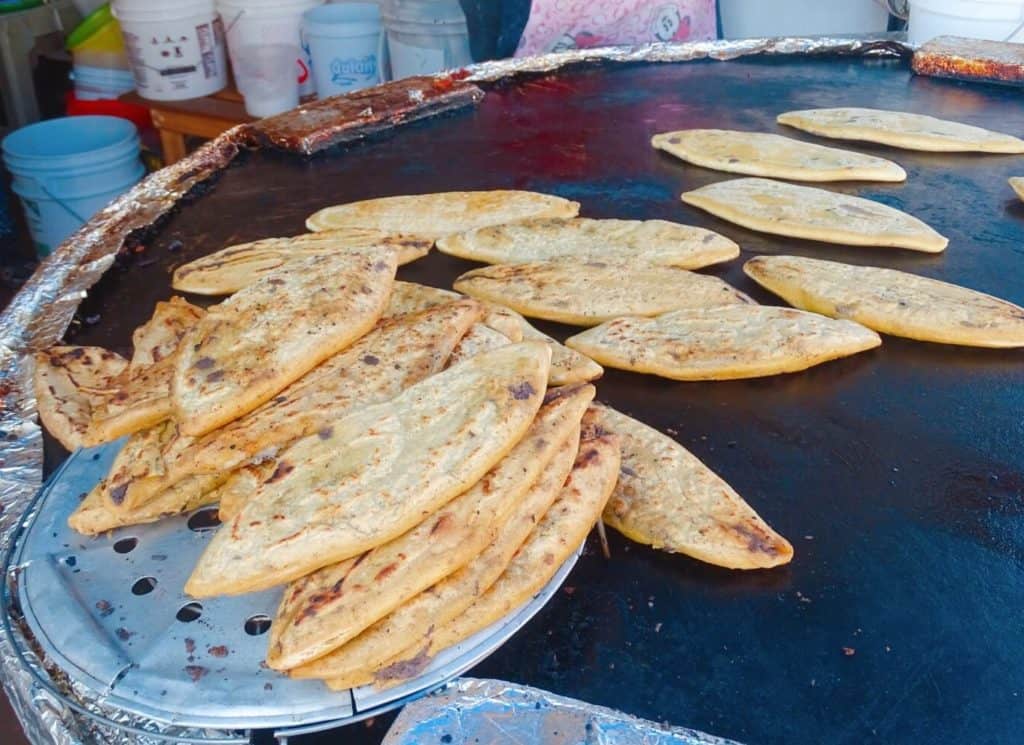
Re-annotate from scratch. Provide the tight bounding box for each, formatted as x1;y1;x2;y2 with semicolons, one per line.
208;645;229;658
184;665;208;681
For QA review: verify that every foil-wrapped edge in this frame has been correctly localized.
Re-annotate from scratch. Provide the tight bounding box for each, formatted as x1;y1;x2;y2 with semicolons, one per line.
464;35;911;81
246;75;484;155
0;35;908;745
383;677;743;745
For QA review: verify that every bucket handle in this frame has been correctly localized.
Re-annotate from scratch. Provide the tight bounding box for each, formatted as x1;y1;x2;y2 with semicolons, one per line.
377;29;388;84
33;177;90;225
221;7;246;36
1004;18;1024;43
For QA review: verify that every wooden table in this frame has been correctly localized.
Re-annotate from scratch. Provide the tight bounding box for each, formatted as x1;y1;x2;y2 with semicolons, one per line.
121;87;254;165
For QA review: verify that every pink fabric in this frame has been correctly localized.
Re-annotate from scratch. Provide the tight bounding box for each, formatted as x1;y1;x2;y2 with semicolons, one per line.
515;0;717;57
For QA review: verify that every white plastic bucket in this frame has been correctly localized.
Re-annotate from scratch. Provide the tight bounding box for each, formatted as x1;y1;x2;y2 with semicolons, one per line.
72;64;136;100
719;0;891;38
234;44;301;117
2;116;144;257
908;0;1024;44
383;0;472;79
217;0;324;97
303;3;385;98
111;0;228;101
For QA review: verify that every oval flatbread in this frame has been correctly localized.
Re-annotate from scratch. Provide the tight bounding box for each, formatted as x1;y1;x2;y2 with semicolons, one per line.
84;298;207;446
184;342;550;597
266;383;595;671
382;282;602;385
382;425;620;681
85;355;177;447
1011;177;1024;202
681;177;948;253
295;411;581;685
130;297;205;368
33;346;128;451
777;107;1024;154
306;191;580;236
652;129;906;182
172;230;432;296
69;473;225;536
171;299;480;479
447;323;512;365
744;255;1024;348
455;260;753;326
437;217;739;268
173;249;397;437
586;404;792;569
565;305;881;381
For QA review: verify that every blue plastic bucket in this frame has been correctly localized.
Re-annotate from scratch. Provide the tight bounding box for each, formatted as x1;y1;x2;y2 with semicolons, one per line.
2;115;144;257
303;3;386;99
72;64;136;101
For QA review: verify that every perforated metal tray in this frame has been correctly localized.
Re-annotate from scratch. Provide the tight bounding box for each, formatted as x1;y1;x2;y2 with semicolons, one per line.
13;441;582;733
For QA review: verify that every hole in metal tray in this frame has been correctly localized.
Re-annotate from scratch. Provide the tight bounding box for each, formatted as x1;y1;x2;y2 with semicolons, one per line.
187;507;221;531
244;615;271;636
113;537;138;554
176;602;203;623
131;576;157;596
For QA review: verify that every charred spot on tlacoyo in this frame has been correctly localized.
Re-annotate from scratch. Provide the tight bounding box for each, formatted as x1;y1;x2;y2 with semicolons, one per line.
430;514;454;536
375;644;432;682
206;370;225;383
268;461;295;483
268;278;286;286
109;483;129;504
508;381;536;401
578;447;601;466
297;578;347;625
373;260;389;272
731;523;782;556
317;427;334;440
362;354;380;366
375;562;399;581
194;357;215;370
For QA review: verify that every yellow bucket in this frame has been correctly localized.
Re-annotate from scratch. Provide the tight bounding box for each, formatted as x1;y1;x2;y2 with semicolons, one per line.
66;4;130;69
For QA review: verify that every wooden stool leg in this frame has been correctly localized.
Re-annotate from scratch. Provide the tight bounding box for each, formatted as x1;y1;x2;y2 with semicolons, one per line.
159;129;187;165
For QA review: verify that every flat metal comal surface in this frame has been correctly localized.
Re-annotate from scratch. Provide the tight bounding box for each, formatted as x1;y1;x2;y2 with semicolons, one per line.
62;55;1024;745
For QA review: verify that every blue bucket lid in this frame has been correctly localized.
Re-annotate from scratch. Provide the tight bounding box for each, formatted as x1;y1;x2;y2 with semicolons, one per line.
3;116;138;172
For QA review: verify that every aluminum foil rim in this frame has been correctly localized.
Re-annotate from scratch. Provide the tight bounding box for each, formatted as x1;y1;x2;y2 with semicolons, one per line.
462;34;912;82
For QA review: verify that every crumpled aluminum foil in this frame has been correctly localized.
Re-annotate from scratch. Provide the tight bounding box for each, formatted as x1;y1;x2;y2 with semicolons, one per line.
0;35;906;745
465;35;911;81
383;678;740;745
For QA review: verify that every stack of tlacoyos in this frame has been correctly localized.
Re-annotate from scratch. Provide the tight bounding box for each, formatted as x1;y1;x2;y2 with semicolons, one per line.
34;191;799;693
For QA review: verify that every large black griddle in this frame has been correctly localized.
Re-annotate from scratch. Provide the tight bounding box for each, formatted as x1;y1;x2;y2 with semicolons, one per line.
61;56;1024;745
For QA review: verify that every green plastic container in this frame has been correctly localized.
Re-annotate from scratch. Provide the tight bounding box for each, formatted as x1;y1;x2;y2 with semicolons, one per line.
0;0;45;14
